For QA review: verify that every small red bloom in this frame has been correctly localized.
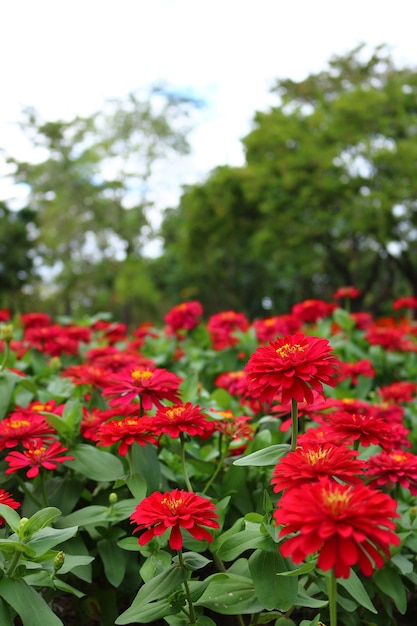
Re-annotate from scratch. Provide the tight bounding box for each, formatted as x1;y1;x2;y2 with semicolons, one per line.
275;478;400;579
393;297;417;311
97;417;158;455
164;301;204;335
378;381;417;404
365;451;417;495
5;441;74;478
292;299;335;323
0;413;56;451
102;366;183;411
207;310;250;350
215;370;249;397
271;444;364;492
245;333;340;405
20;312;52;328
130;489;220;550
333;286;361;300
152;402;210;438
320;411;406;450
252;314;301;344
337;360;375;385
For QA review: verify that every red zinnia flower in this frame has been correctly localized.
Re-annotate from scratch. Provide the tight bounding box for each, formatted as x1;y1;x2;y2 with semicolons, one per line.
393;297;417;311
96;417;158;455
245;333;340;405
275;478;400;579
152;402;210;438
0;414;56;451
378;381;417;404
365;450;417;495
164;301;204;335
333;286;361;300
130;489;220;550
0;489;20;525
271;444;364;492
5;441;74;478
337;360;375;385
252;314;301;344
102;366;183;411
320;411;405;450
291;299;335;323
207;310;250;350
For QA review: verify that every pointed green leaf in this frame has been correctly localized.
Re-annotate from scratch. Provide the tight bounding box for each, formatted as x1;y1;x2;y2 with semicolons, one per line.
65;443;124;481
0;577;64;626
249;548;298;611
233;444;290;466
337;569;377;613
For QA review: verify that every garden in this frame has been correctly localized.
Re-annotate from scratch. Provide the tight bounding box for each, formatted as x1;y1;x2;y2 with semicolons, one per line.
0;291;417;626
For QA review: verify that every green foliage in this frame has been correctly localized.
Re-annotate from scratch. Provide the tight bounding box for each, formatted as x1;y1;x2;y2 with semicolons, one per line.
158;45;417;316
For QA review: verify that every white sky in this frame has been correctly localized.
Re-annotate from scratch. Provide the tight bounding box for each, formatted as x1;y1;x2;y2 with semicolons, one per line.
1;0;417;216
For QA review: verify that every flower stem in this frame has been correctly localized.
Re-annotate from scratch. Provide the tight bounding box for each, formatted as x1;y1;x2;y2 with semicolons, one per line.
15;475;44;508
202;435;226;495
177;549;197;625
179;433;193;492
290;398;299;452
6;551;21;577
327;569;338;626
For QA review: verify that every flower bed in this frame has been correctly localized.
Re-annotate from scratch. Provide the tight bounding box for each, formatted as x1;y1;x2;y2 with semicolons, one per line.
0;294;417;626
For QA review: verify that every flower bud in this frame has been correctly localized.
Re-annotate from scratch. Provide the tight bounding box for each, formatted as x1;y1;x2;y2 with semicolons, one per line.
0;324;13;343
109;492;118;505
53;551;65;573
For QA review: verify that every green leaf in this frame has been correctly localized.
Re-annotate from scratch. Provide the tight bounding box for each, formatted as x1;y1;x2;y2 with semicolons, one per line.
277;561;317;576
115;565;187;624
0;504;21;532
0;577;64;626
0;597;14;626
97;539;127;587
175;551;212;571
26;526;78;556
337;569;377;613
295;588;328;609
373;567;407;614
0;370;22;418
19;507;62;538
126;473;147;500
215;527;269;561
65;443;124;481
195;573;264;615
233;444;290;466
248;549;298;611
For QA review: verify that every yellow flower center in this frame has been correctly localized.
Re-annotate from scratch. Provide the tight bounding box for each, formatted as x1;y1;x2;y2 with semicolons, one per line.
303;448;330;465
321;486;353;515
9;419;30;429
165;407;185;420
31;404;46;411
276;343;306;358
32;448;46;457
161;495;183;514
391;453;407;462
131;369;153;381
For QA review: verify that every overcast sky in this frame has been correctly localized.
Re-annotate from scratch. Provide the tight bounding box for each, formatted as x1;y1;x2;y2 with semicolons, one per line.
2;0;417;211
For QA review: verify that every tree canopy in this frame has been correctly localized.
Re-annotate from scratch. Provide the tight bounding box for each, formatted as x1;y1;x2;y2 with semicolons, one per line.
158;45;417;316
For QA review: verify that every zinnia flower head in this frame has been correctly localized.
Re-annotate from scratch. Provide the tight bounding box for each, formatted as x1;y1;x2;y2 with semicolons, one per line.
207;310;250;350
164;301;204;335
152;402;210;438
291;299;335;323
275;478;400;578
271;443;364;492
320;411;406;450
5;440;74;478
130;489;220;550
0;413;56;451
365;450;417;495
245;333;340;405
393;296;417;311
333;286;361;300
102;366;183;411
97;416;158;455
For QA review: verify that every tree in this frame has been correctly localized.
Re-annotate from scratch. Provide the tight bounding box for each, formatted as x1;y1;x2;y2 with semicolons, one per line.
157;45;417;316
0;202;36;310
4;86;200;319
